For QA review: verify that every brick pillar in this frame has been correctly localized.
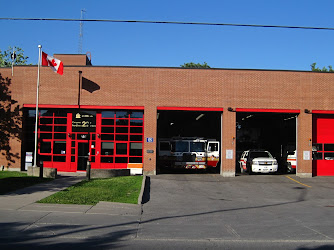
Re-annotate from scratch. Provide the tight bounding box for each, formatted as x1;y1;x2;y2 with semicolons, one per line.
296;112;313;177
221;110;236;177
143;105;157;175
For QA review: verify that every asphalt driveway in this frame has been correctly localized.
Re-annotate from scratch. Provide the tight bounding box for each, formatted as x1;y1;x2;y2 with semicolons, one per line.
138;174;334;249
1;173;334;249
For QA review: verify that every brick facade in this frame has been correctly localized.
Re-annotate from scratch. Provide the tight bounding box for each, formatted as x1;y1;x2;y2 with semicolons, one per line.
222;111;236;177
1;60;334;176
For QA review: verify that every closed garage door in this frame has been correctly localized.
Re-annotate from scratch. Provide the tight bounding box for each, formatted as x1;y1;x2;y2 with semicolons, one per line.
313;115;334;176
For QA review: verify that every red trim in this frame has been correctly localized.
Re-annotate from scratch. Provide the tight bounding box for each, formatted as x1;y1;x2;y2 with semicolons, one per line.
236;108;300;113
313;110;334;114
24;104;144;110
157;107;224;111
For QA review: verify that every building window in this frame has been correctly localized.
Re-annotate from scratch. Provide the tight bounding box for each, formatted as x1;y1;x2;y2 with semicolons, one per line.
100;110;144;165
37;109;68;163
25;108;144;169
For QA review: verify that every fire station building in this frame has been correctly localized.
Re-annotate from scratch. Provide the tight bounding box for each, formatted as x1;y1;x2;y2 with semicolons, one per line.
1;54;334;177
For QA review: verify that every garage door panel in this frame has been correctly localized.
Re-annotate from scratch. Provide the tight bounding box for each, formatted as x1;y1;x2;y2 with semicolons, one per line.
313;116;334;176
315;118;334;142
317;160;334;176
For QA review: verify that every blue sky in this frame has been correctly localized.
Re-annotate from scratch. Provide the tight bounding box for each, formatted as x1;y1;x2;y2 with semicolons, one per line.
1;0;334;70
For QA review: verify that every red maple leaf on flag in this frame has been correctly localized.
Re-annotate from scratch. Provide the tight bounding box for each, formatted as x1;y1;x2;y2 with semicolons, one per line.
41;52;63;75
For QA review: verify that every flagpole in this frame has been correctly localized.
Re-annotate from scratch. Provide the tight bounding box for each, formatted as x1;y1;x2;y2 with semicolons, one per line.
33;45;42;167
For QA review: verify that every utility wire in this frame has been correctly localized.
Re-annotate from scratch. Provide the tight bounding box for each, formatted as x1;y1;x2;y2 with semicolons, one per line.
1;17;334;31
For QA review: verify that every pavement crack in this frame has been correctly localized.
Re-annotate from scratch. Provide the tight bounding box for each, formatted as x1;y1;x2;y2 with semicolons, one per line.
135;204;144;239
302;224;333;240
83;205;96;214
291;217;333;240
22;212;52;232
225;224;241;238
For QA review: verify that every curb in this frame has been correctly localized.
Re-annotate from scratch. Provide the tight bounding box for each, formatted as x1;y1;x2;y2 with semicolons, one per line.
138;175;146;204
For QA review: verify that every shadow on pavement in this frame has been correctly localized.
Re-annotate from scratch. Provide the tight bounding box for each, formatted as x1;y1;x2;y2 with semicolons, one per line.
0;222;136;249
141;176;150;204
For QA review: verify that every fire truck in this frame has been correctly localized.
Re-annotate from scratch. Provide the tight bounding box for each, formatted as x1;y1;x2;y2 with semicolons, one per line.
158;137;220;169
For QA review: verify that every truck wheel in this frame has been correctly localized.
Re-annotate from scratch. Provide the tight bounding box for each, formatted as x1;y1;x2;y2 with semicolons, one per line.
247;164;253;175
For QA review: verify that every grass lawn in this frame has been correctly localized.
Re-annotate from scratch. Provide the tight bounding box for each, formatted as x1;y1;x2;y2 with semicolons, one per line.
0;171;51;195
38;175;143;205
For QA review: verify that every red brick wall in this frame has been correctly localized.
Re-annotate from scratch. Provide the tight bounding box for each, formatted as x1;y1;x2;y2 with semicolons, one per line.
143;105;157;174
3;64;334;174
297;112;313;176
10;66;334;111
222;111;236;176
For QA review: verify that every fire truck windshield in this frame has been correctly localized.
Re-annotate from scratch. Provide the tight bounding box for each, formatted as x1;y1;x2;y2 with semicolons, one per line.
171;141;189;152
190;142;205;152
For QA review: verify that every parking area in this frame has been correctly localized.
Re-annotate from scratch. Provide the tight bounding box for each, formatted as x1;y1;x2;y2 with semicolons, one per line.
140;174;334;245
1;173;334;249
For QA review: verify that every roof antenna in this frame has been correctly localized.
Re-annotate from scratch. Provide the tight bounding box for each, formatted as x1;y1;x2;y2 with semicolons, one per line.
78;9;86;54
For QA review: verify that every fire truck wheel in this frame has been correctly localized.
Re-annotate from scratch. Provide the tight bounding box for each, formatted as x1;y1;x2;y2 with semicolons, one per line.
240;163;245;173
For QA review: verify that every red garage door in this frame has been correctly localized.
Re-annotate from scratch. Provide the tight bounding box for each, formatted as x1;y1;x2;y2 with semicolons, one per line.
313;115;334;176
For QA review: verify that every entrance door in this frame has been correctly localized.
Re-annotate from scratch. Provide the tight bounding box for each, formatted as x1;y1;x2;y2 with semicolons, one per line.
78;142;89;171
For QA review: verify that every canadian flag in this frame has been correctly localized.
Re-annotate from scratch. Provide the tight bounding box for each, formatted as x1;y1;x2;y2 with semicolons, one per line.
41;52;63;75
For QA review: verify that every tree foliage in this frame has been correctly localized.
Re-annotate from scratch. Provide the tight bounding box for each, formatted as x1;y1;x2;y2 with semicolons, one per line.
310;63;334;72
181;62;211;68
0;73;21;166
0;47;30;67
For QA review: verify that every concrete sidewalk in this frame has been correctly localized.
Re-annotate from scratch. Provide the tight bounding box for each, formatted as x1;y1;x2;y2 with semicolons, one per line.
0;172;143;249
0;172;142;216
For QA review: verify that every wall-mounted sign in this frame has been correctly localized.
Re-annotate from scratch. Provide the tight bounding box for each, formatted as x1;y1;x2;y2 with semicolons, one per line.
146;137;154;143
226;149;233;159
303;151;310;160
25;152;33;163
147;150;154;153
25;152;33;170
72;111;96;132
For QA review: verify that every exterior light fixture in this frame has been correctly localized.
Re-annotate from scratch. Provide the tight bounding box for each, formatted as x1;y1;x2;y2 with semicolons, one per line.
196;114;205;120
228;107;234;112
304;109;311;114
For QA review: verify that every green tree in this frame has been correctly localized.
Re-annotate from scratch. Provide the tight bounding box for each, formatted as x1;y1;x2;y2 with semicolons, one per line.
181;62;211;68
311;63;334;72
0;47;30;67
